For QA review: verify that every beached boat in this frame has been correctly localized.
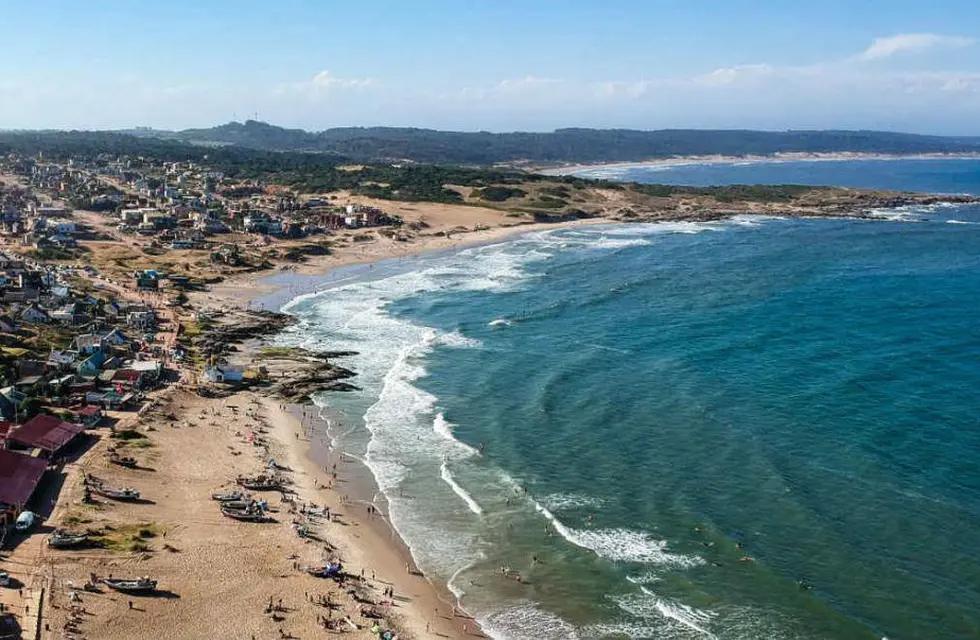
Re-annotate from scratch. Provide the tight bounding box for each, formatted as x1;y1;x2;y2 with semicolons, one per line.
108;454;138;468
211;490;247;502
296;525;324;542
102;577;158;594
220;505;269;522
236;475;282;491
0;612;19;640
222;500;254;510
307;562;343;578
92;485;141;501
48;530;89;549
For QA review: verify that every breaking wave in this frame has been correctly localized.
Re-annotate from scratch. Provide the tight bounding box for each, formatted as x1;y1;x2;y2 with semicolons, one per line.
533;501;702;567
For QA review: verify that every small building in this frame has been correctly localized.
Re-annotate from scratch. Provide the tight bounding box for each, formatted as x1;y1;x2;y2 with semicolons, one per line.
6;414;86;458
74;405;103;427
77;350;107;378
202;364;244;383
135;270;161;291
0;449;48;526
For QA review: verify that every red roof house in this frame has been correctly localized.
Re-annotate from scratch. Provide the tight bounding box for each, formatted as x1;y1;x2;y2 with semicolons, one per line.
0;449;48;518
7;414;86;455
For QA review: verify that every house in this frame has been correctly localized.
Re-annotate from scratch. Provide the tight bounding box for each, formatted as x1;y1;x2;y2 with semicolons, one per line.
73;405;103;427
101;328;129;347
84;389;127;409
0;387;25;421
73;334;104;355
202;364;245;383
47;350;76;370
0;449;48;526
135;270;160;291
127;359;162;382
110;368;146;389
53;220;76;234
6;414;86;458
127;310;155;330
19;303;48;324
50;302;89;325
77;350;106;378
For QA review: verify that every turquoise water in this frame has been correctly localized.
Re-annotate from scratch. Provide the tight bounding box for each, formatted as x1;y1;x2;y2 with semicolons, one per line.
273;160;980;640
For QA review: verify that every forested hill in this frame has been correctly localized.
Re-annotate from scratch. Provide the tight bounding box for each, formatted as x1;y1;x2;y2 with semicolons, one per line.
126;120;980;165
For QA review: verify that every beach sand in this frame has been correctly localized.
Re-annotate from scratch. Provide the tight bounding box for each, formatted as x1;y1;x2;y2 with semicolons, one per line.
20;385;478;639
535;150;980;176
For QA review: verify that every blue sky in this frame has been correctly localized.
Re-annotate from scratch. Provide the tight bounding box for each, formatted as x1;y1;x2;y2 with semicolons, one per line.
3;0;980;133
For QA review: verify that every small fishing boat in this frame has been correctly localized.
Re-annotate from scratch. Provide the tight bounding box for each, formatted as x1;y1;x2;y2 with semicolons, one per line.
296;525;324;542
211;490;247;502
221;505;269;522
222;500;254;510
92;485;141;501
108;454;138;468
0;612;19;640
102;577;158;594
48;530;89;549
307;562;343;578
237;476;282;491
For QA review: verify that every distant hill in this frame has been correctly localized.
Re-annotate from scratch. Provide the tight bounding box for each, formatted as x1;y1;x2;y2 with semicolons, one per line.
123;120;980;165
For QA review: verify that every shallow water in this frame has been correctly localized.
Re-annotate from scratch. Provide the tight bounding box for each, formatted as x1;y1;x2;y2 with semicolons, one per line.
273;160;980;639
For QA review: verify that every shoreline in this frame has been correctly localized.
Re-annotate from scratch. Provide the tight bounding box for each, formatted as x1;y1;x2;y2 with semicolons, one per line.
205;217;608;311
265;399;480;639
211;220;603;639
537;151;980;176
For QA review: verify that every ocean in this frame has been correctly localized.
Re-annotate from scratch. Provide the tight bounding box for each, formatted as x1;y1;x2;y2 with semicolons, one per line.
268;158;980;640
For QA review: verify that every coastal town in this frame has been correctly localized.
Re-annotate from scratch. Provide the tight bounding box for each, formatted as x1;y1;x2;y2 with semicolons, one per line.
0;150;485;640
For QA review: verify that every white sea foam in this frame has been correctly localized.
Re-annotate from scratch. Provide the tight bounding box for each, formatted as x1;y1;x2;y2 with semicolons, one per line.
643;587;716;638
540;492;607;511
440;462;483;515
446;558;482;600
480;603;581;640
432;412;481;457
437;330;483;348
947;219;978;225
533;501;702;567
863;202;971;222
488;318;513;327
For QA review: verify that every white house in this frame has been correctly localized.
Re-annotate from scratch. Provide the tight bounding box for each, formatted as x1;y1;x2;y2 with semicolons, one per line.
202;365;245;383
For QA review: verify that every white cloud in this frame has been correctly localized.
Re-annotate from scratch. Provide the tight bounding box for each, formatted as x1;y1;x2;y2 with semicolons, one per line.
694;64;775;86
310;70;374;90
859;33;974;61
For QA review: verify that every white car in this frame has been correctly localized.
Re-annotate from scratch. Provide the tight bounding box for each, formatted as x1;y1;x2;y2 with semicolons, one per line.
14;511;35;531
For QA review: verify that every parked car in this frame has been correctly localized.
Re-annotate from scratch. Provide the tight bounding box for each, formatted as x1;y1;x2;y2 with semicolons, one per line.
0;571;10;587
14;511;35;531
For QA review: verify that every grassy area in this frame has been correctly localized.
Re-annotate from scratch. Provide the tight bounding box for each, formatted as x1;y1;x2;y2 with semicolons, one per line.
111;428;153;448
91;522;162;552
258;345;311;360
60;513;95;528
473;185;527;202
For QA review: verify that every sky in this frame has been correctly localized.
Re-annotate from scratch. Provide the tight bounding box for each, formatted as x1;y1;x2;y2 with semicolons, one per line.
3;0;980;134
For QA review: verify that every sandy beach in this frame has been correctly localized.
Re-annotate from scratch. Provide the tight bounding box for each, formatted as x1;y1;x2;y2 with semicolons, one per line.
205;214;607;309
12;383;480;639
536;150;980;176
